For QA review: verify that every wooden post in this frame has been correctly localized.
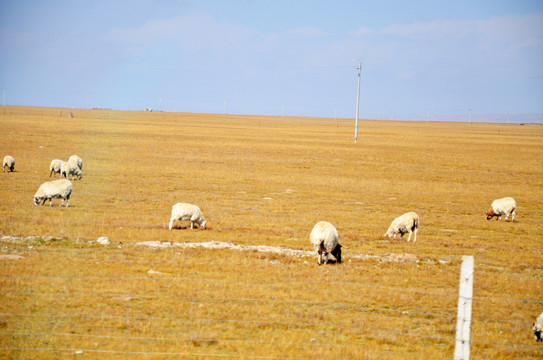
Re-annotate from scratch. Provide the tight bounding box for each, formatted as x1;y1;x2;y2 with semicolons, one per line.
454;255;474;360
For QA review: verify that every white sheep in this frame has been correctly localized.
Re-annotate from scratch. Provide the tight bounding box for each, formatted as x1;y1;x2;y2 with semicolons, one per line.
60;161;83;180
309;221;342;265
49;159;65;177
68;154;83;170
486;197;516;221
169;203;207;230
533;311;543;342
384;212;419;242
33;179;73;207
3;155;15;172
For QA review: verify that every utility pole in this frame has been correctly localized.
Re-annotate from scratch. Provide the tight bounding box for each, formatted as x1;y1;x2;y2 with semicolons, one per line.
354;60;361;143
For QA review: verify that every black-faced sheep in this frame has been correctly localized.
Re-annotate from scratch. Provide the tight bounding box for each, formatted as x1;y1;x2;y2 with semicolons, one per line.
3;155;15;172
169;203;207;229
486;197;516;221
309;221;342;265
33;179;73;207
533;311;543;342
384;212;419;242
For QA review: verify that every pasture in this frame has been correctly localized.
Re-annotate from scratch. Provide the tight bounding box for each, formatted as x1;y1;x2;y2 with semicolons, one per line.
0;106;542;359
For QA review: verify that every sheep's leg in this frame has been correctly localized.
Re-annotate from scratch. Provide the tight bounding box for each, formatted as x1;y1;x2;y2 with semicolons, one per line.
49;199;53;207
413;228;417;242
190;221;195;229
317;251;322;265
511;209;516;221
324;252;329;265
407;231;412;242
41;198;47;205
168;218;175;230
65;198;69;207
59;198;64;207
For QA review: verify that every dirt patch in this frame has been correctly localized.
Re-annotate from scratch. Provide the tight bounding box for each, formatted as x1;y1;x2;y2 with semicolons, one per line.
0;254;25;260
1;235;63;242
1;234;435;264
134;240;424;263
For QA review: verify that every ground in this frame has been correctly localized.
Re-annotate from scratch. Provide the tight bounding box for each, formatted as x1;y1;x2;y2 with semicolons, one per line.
0;106;542;359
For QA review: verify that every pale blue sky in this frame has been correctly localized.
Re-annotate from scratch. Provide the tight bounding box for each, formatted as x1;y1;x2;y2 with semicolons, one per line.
1;0;542;120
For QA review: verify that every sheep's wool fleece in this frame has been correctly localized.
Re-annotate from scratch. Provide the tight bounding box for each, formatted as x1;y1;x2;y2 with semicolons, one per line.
310;221;339;253
171;203;204;221
35;179;73;198
491;197;516;214
388;212;419;234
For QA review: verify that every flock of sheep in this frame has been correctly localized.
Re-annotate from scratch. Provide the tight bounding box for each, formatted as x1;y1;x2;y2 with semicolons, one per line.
3;153;536;340
3;152;518;261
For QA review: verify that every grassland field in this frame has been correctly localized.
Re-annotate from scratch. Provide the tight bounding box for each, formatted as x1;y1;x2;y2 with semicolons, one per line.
0;106;542;359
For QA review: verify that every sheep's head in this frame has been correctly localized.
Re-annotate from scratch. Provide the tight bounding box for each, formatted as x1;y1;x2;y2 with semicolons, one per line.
533;322;543;342
331;244;342;264
384;228;394;239
486;208;495;220
33;197;41;206
200;220;207;229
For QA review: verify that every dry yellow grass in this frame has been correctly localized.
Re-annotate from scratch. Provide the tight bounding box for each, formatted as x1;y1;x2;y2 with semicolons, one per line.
0;106;542;359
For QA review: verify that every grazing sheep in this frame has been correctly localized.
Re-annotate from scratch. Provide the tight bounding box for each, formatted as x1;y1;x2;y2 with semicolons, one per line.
60;161;83;180
486;197;516;221
3;155;15;172
49;159;65;177
384;212;419;242
68;154;83;170
533;311;543;342
169;203;207;230
309;221;342;265
33;179;73;207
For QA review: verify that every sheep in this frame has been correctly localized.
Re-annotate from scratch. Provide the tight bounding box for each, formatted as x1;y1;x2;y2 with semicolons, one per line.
169;203;207;230
3;155;15;172
68;154;83;170
533;311;543;342
309;221;342;265
486;197;516;221
60;161;83;180
33;179;73;207
384;212;419;242
49;159;65;177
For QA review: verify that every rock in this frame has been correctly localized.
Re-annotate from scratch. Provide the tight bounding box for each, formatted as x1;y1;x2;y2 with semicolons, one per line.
147;269;165;275
97;237;110;245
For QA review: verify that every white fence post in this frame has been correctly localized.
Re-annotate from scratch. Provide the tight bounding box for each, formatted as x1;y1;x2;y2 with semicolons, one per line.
454;255;474;360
